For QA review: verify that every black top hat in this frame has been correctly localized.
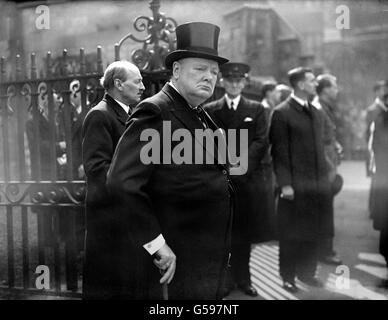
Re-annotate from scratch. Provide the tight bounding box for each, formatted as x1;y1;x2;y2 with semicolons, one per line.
220;62;250;79
165;22;229;69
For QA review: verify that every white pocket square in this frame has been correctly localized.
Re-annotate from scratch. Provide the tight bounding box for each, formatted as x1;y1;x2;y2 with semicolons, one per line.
244;117;253;122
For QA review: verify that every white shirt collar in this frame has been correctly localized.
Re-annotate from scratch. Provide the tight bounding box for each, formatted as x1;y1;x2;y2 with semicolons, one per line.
168;81;179;93
375;97;388;112
311;96;322;109
113;98;130;114
225;94;241;110
168;82;198;109
261;98;271;109
290;92;308;108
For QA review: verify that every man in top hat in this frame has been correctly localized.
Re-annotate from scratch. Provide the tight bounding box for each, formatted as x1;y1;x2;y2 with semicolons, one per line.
269;67;330;292
205;62;268;297
107;22;234;299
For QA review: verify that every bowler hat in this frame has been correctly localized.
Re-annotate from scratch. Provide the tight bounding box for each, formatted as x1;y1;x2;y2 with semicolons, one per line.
221;62;250;79
165;22;229;69
331;174;344;196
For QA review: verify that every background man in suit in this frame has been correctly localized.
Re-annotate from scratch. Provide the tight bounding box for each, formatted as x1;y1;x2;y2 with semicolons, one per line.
106;22;234;300
258;82;281;242
205;62;268;297
270;67;330;292
367;84;388;289
366;81;387;217
366;80;387;177
313;74;343;266
82;60;145;299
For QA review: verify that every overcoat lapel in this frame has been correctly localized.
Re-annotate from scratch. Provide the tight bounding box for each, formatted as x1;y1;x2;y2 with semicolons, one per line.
104;94;129;126
213;97;231;128
229;97;252;128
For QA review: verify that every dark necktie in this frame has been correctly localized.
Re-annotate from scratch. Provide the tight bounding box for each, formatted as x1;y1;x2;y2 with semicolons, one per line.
194;105;210;129
230;101;234;111
304;102;313;117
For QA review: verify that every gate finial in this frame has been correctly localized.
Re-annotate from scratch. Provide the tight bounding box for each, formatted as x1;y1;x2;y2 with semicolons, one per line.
115;0;177;72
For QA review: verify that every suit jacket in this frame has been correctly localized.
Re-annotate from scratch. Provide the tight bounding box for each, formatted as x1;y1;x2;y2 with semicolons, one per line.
204;96;268;241
318;99;340;183
269;97;330;241
81;93;129;299
106;84;233;300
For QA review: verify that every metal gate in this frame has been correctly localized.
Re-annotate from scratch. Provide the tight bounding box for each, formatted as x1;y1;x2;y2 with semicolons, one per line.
0;0;176;298
0;0;264;299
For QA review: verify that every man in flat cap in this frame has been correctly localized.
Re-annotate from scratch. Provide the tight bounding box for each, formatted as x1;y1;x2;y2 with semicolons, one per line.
205;62;268;297
107;22;234;299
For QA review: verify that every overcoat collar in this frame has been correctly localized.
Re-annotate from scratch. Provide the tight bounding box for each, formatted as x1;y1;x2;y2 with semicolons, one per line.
162;83;206;131
104;93;129;125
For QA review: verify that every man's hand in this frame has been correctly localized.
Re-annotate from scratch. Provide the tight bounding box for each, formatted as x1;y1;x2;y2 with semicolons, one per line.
280;185;294;200
153;243;176;284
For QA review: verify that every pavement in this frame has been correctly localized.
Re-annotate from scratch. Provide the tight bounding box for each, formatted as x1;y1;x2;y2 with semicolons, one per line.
1;161;387;300
226;161;388;300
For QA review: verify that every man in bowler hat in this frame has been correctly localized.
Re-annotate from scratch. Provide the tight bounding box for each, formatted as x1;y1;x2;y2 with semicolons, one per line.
205;63;268;297
107;22;234;299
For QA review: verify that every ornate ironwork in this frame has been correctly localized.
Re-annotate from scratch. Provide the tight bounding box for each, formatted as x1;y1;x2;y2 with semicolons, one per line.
0;181;85;206
116;0;177;72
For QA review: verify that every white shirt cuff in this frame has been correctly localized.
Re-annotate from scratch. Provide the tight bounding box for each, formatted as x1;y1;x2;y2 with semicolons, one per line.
143;234;165;255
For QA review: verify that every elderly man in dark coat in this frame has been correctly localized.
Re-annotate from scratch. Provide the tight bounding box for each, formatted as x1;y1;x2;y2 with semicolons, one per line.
106;22;234;300
269;67;330;293
204;62;268;297
82;60;145;299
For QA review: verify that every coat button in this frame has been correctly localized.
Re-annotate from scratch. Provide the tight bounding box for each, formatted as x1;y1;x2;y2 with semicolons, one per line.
222;169;227;175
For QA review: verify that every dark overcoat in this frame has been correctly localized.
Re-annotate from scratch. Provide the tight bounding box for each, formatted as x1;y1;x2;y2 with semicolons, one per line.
81;93;129;299
370;106;388;231
269;97;330;241
204;96;268;242
316;99;341;238
106;84;233;300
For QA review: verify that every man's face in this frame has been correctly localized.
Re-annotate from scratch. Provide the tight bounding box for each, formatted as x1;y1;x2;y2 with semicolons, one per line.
222;77;246;99
300;72;317;98
116;68;145;105
268;88;281;105
324;79;339;101
174;58;219;106
377;86;388;100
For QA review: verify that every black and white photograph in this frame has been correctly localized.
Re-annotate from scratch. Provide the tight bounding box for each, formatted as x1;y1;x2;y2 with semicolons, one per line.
0;0;388;306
